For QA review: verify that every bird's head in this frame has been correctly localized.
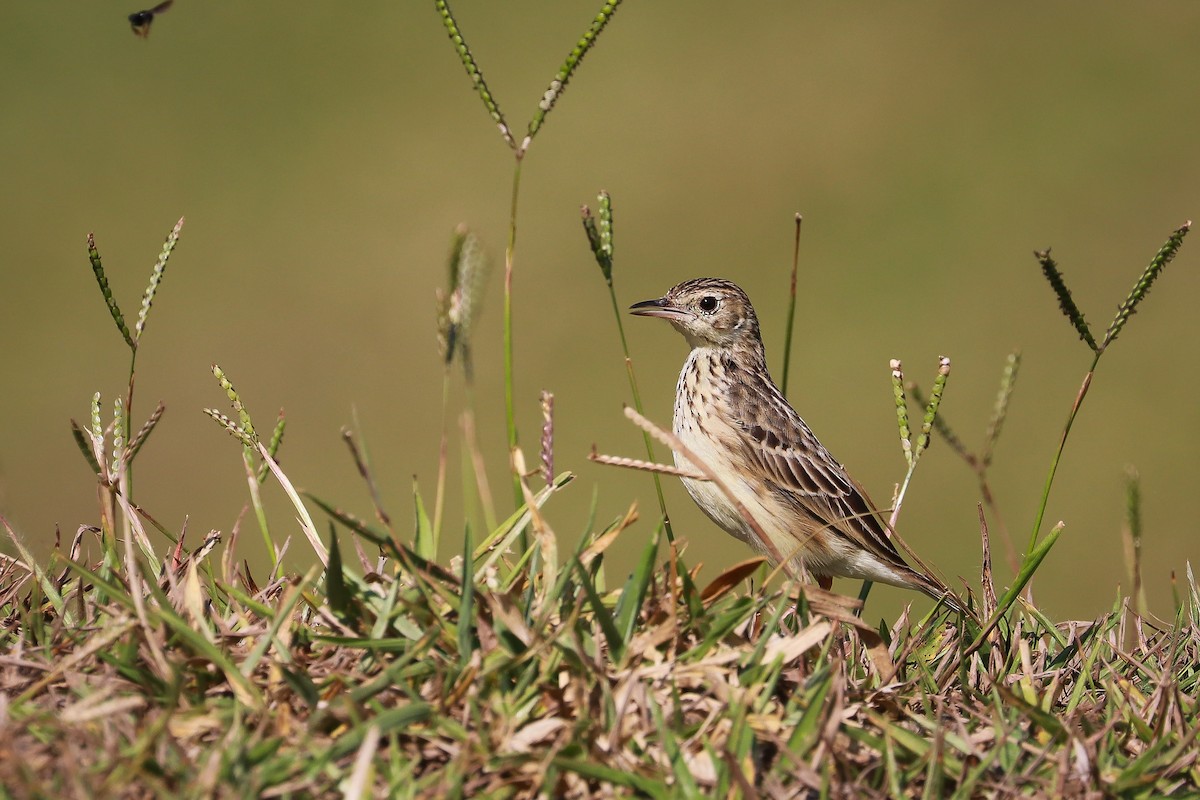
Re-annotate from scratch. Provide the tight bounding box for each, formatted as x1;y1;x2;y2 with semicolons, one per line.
630;278;761;350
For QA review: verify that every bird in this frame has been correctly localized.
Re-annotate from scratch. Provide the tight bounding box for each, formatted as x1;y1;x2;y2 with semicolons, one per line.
128;0;173;38
630;277;956;607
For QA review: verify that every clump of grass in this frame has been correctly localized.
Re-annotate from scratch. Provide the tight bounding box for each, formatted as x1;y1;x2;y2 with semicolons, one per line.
203;364;290;576
3;482;1199;796
78;219;183;545
965;222;1190;653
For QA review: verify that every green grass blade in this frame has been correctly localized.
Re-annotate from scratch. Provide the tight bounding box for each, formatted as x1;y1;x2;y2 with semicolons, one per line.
414;480;435;560
551;757;665;798
70;419;103;475
458;524;476;664
573;559;622;661
64;559;264;711
969;521;1067;653
305;493;393;551
614;528;658;655
325;524;356;625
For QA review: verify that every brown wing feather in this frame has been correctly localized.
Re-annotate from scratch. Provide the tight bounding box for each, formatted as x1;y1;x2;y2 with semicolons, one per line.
734;387;908;565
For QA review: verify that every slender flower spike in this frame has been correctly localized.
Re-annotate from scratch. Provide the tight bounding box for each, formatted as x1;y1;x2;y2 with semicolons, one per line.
257;410;287;483
203;408;255;448
524;0;624;148
87;233;135;350
1035;248;1098;352
111;397;126;477
434;0;515;150
90;392;104;444
1102;220;1190;350
135;216;184;343
581;207;605;278
211;364;256;441
581;199;613;284
436;225;489;374
540;390;555;486
125;400;166;466
597;191;614;278
88;392;106;478
890;359;913;467
982;350;1020;467
915;357;951;461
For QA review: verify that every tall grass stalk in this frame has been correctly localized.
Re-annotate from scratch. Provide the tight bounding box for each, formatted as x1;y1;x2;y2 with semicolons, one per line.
780;213;803;397
969;221;1190;652
84;218;183;546
435;225;491;553
502;160;523;508
435;0;624;516
858;357;951;608
581;193;675;542
1025;224;1189;564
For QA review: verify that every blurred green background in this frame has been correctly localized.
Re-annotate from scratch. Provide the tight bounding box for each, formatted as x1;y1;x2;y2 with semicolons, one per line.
2;2;1197;620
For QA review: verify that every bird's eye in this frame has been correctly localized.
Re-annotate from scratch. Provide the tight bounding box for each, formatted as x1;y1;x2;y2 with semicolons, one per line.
698;296;718;313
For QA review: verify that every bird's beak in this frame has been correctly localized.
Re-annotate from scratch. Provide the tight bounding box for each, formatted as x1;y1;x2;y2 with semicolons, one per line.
629;297;691;321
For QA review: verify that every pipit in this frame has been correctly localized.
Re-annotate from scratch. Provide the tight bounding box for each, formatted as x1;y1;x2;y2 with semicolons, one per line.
631;277;954;605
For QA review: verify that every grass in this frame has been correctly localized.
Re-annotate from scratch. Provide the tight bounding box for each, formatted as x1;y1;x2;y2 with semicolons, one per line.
2;498;1199;796
2;218;1196;800
2;3;1198;797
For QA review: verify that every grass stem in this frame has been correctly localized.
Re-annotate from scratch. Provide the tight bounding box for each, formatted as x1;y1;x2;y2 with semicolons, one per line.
780;213;802;396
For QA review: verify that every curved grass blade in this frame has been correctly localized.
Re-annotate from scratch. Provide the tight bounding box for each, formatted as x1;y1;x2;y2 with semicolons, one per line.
613;527;658;654
325;523;356;625
967;521;1067;654
457;524;476;664
70;419;103;475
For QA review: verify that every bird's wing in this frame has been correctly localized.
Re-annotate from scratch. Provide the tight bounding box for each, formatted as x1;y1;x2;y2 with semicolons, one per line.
733;392;908;564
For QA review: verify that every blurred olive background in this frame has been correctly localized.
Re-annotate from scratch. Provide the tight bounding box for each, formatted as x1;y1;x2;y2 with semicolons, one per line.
2;2;1197;620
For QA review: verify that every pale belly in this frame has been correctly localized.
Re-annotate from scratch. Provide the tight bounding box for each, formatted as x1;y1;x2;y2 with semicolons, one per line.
671;394;789;563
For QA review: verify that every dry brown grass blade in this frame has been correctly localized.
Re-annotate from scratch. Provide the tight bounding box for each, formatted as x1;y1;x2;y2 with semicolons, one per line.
580;502;638;567
588;446;707;480
700;557;767;605
513;446;557;603
978;503;997;622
